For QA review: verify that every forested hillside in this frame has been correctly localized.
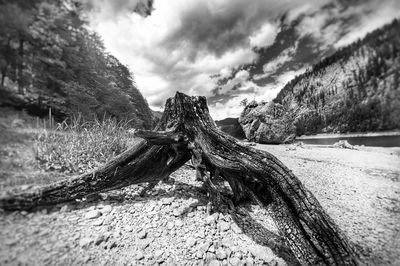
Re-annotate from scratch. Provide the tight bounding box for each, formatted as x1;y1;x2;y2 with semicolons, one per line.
0;0;154;129
240;19;400;141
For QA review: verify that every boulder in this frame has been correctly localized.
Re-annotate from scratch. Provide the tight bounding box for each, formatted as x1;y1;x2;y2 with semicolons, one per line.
239;102;296;144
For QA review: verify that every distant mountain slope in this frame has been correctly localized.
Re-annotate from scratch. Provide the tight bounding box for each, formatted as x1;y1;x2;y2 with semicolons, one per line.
0;0;154;129
240;19;400;142
215;118;245;139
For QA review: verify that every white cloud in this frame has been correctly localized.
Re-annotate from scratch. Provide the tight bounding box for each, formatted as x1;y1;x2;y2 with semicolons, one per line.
295;0;400;50
335;1;400;48
249;23;279;48
88;0;330;117
209;95;249;120
87;0;400;120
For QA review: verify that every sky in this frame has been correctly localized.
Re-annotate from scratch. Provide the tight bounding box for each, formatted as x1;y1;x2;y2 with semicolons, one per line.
86;0;400;120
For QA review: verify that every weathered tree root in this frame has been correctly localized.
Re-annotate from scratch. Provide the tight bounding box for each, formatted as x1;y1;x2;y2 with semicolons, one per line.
0;92;360;265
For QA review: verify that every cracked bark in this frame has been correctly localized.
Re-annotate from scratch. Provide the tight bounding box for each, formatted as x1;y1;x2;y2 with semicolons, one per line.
0;92;359;265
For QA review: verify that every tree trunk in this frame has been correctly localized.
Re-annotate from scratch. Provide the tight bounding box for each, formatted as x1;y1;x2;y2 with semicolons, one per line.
0;92;359;265
17;38;24;94
1;67;6;88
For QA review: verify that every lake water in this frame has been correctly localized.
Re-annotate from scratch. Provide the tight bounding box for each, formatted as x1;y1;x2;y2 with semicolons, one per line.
296;135;400;147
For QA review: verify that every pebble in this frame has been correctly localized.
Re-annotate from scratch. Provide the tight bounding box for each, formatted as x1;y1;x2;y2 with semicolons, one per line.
138;230;147;239
79;237;93;248
215;247;227;260
85;210;101;219
186;237;197;247
230;223;242;234
209;259;221;266
60;205;70;213
206;214;218;224
136;250;145;260
92;218;104;226
166;221;175;230
0;169;289;265
248;245;275;263
101;205;113;214
154;250;164;261
229;257;241;266
219;221;230;232
173;208;184;217
94;234;107;245
162;197;175;205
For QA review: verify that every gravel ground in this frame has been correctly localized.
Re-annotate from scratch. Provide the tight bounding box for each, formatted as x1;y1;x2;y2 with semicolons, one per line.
256;144;400;266
0;143;399;265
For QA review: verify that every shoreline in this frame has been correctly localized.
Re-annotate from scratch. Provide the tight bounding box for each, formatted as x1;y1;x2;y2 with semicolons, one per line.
297;130;400;139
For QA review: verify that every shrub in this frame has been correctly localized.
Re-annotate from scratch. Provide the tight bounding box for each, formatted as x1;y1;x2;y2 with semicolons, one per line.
35;115;138;174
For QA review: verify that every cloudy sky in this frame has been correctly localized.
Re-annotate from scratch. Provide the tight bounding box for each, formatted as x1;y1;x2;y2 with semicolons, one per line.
86;0;400;120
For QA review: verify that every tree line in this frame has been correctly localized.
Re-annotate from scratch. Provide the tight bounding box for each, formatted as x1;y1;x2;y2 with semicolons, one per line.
0;0;154;129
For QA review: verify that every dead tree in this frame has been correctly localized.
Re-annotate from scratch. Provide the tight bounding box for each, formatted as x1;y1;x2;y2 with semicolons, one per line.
0;92;359;265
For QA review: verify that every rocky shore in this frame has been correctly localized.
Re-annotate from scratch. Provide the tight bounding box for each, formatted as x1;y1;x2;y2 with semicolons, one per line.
0;144;399;265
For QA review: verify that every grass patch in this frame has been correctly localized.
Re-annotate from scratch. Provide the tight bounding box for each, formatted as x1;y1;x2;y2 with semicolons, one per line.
34;115;137;174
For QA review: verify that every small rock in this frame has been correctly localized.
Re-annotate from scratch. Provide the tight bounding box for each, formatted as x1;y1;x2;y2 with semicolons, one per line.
136;250;145;260
209;260;221;266
245;257;254;266
162;197;174;205
219;221;230;232
199;241;212;253
94;234;106;245
196;250;204;259
173;208;184;217
92;218;104;226
85;210;101;219
216;247;227;260
230;223;242;234
60;205;70;213
229;257;241;266
166;221;175;230
103;215;114;225
138;230;147;239
101;205;113;214
125;225;134;232
233;251;243;259
5;239;18;246
175;220;183;227
186;237;197;247
271;257;287;266
248;246;275;263
79;237;94;248
154;250;164;261
206;213;218;225
139;237;154;249
208;245;215;253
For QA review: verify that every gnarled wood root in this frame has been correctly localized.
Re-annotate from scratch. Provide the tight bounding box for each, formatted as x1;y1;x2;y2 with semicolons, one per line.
0;92;359;266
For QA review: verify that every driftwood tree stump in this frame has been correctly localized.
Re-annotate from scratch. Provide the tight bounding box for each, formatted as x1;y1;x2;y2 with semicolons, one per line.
0;92;359;265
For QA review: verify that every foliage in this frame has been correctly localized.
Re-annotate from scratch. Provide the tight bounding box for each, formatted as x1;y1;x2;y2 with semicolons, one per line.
34;115;138;174
0;0;154;129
